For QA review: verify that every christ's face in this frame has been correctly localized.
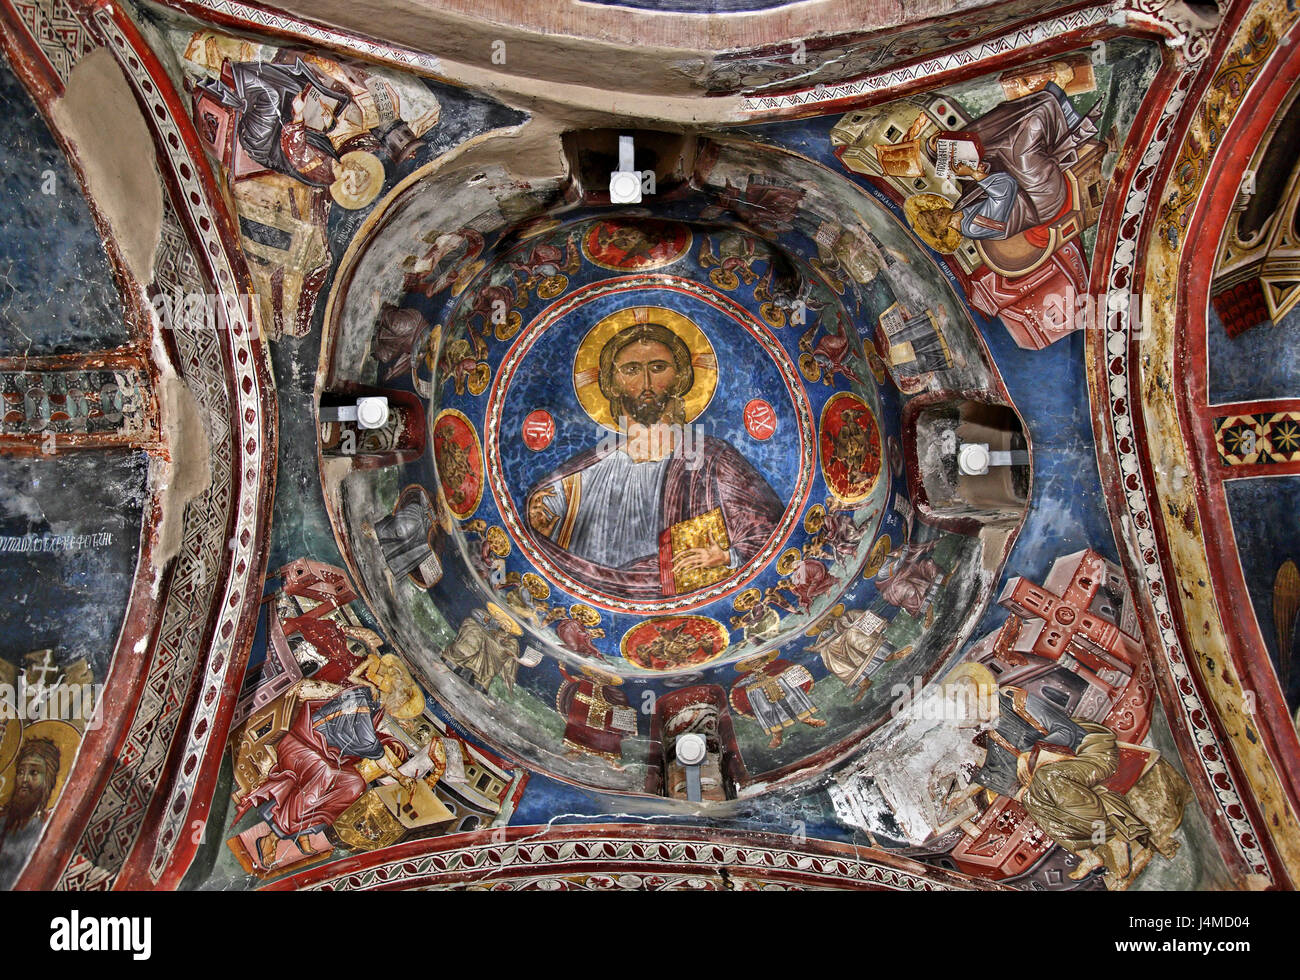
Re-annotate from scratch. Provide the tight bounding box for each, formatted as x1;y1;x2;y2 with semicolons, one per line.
612;340;679;425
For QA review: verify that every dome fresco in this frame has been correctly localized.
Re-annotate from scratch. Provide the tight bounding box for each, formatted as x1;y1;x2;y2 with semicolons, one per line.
327;140;1022;790
5;0;1300;906
443;219;882;641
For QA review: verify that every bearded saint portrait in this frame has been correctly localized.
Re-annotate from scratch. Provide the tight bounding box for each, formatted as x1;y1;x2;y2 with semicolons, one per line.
0;738;60;889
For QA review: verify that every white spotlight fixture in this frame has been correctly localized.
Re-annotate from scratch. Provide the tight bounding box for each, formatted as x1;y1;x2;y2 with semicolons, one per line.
609;134;642;204
320;396;391;431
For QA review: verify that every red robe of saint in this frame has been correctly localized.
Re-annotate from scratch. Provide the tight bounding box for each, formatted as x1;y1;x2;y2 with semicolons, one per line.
245;689;406;837
556;669;634;761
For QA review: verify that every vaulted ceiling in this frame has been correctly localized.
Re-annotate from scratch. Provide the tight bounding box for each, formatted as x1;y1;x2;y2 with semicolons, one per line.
0;0;1297;892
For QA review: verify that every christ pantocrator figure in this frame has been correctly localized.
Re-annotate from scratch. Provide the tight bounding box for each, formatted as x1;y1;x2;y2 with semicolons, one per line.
526;319;783;601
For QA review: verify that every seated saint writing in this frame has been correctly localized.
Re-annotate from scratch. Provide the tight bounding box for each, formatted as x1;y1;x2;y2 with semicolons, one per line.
525;320;783;601
236;652;422;869
910;79;1101;249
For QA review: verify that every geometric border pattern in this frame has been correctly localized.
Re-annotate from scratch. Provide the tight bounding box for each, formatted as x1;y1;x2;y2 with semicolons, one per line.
1099;58;1272;877
54;195;236;892
739;2;1117;113
1214;412;1300;466
9;0;95;83
0;368;151;438
280;830;999;892
176;0;441;74
93;6;267;887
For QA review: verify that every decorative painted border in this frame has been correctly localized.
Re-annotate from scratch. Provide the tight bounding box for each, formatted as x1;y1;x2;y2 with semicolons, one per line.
1154;17;1277;250
739;3;1118;113
8;0;95;82
0;368;150;438
92;4;270;888
1152;2;1300;880
1214;413;1300;466
264;826;1004;892
165;0;441;75
1092;43;1274;877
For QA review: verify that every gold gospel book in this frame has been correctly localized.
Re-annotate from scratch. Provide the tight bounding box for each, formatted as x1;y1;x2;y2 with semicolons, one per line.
659;507;731;595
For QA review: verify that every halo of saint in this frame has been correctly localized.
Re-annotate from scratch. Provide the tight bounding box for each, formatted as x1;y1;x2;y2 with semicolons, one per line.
0;719;79;808
572;306;718;432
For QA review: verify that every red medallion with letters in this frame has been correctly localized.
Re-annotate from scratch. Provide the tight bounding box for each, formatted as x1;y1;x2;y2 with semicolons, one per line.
522;409;555;451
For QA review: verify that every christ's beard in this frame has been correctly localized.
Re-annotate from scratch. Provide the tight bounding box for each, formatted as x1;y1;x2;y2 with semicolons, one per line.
4;783;46;836
621;393;682;427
